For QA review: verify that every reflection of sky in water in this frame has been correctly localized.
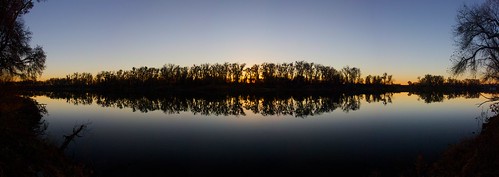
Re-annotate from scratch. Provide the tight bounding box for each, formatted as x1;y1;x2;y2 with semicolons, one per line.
34;93;490;176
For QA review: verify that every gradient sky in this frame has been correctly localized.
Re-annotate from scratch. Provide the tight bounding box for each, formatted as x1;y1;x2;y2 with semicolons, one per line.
24;0;482;84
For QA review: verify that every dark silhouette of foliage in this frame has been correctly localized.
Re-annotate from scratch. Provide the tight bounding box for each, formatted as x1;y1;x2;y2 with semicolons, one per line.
451;0;499;81
428;113;499;177
38;61;403;90
17;61;492;93
411;74;486;92
0;91;91;177
0;0;46;80
341;66;362;84
364;72;393;85
417;74;445;87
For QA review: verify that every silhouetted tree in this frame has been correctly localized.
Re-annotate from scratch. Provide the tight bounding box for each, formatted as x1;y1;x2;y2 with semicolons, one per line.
451;0;499;81
318;65;341;85
228;63;245;83
0;0;46;80
341;66;361;84
418;74;445;87
261;62;277;84
294;61;306;79
381;72;388;84
365;75;372;85
37;61;407;91
446;77;460;85
248;64;260;84
387;74;393;85
66;72;93;86
160;64;176;84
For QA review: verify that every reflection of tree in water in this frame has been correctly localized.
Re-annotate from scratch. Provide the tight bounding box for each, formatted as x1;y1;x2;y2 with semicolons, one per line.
189;97;245;116
339;94;361;113
95;96;162;113
160;97;189;114
294;96;321;117
416;92;445;103
34;92;391;117
365;93;393;105
34;91;476;117
446;92;480;100
414;92;480;103
42;92;94;105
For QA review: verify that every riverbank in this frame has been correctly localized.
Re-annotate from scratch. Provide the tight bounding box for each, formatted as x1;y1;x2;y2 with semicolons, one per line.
426;111;499;176
0;92;91;177
8;80;497;96
399;109;499;177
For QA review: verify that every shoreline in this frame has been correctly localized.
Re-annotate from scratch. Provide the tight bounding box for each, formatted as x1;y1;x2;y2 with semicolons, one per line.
11;83;498;96
0;92;92;177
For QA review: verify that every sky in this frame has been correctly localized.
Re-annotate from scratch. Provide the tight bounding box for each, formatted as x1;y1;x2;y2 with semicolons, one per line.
24;0;483;84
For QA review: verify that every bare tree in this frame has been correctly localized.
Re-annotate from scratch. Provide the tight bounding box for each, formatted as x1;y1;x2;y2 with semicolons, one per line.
341;66;361;84
0;0;46;80
451;0;499;81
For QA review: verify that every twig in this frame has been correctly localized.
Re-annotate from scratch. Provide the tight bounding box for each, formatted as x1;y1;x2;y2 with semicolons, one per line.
59;122;90;151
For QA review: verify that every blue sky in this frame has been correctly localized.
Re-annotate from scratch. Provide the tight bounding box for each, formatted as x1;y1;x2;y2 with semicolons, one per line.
24;0;482;83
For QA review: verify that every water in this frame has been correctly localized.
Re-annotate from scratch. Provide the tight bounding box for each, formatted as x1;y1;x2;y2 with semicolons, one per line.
32;92;490;176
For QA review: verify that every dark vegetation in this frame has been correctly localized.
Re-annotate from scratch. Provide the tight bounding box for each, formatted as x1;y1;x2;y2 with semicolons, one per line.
428;113;499;177
420;1;499;175
400;107;499;177
27;61;394;91
0;1;91;176
0;0;46;80
0;91;91;177
417;1;499;176
450;0;499;81
6;61;495;95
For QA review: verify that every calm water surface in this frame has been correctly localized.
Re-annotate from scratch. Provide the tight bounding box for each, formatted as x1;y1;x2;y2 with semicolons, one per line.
33;92;490;176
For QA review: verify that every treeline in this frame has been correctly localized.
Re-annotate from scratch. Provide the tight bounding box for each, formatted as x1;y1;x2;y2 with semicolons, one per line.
40;61;394;89
6;61;495;93
410;74;484;89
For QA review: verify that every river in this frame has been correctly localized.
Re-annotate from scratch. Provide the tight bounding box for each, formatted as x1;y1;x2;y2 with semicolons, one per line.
32;92;491;176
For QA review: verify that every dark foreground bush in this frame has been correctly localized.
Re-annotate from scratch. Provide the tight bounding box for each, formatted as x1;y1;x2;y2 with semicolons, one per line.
427;113;499;177
0;91;92;177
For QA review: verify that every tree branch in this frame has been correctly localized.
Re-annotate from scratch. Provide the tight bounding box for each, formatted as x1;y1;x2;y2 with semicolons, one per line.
59;123;90;151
